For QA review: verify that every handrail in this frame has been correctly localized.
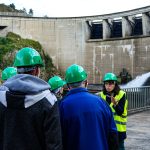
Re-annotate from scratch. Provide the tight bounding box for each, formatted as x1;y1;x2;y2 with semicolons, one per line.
123;86;150;114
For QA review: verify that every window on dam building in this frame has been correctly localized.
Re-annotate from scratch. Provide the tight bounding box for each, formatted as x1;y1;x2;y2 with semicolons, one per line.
87;14;145;40
132;17;143;36
86;20;103;39
0;26;7;30
91;23;103;39
111;19;122;38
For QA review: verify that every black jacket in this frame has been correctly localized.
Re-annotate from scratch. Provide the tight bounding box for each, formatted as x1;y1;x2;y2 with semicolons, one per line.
0;74;63;150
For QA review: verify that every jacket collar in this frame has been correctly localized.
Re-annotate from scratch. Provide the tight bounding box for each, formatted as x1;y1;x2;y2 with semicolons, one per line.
66;87;88;96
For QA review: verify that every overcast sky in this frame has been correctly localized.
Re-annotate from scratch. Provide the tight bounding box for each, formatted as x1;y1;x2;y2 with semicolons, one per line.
1;0;150;17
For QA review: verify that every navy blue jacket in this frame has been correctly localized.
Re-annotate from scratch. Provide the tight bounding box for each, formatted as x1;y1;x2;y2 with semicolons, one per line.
59;87;118;150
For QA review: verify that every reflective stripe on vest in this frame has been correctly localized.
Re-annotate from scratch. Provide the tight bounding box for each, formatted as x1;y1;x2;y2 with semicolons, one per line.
98;90;128;132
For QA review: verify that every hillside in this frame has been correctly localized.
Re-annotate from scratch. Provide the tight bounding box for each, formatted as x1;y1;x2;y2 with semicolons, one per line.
0;3;22;12
0;32;62;82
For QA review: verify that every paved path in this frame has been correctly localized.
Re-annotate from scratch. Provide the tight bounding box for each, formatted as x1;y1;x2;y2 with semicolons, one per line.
125;110;150;150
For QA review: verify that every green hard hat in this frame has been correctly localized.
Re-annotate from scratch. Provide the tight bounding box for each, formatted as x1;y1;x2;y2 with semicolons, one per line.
65;64;87;84
48;76;66;91
13;47;44;67
103;72;117;82
1;67;17;81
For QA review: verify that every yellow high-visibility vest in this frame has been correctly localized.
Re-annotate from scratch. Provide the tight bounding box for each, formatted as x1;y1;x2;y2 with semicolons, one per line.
98;90;128;132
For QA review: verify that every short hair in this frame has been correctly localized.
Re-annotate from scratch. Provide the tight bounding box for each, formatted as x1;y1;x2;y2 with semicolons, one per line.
68;81;83;88
17;66;38;74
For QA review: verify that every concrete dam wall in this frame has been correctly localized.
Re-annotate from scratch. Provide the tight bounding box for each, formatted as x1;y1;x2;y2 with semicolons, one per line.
0;6;150;83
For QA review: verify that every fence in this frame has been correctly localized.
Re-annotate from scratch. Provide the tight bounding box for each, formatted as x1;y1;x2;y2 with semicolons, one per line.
123;86;150;114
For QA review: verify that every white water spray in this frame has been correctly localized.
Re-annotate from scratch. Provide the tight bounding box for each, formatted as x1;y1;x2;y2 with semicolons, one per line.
121;72;150;88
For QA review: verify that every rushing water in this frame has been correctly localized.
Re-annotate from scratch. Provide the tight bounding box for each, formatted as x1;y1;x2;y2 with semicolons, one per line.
121;72;150;88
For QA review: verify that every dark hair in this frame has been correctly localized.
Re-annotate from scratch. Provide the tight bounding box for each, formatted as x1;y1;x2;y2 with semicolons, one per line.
102;82;121;96
17;66;38;74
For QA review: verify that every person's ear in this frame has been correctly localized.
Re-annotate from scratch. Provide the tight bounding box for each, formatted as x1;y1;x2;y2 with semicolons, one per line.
35;67;40;77
84;80;88;88
37;67;40;76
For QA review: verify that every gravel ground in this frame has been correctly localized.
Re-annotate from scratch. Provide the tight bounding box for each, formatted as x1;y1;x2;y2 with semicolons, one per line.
125;110;150;150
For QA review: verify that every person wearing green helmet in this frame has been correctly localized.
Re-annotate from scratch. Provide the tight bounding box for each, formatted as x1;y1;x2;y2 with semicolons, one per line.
1;67;17;81
0;67;17;91
0;47;63;150
13;47;44;75
48;76;66;100
59;64;118;150
97;72;128;150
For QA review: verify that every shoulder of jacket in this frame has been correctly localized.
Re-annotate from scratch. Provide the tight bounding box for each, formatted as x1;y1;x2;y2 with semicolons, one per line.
45;91;57;106
119;90;126;95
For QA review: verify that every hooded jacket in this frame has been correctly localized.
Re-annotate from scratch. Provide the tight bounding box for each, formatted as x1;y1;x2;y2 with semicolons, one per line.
0;74;62;150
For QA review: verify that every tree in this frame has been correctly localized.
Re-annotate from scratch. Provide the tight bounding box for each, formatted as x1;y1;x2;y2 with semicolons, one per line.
22;7;27;14
29;9;33;16
9;3;15;10
44;15;49;18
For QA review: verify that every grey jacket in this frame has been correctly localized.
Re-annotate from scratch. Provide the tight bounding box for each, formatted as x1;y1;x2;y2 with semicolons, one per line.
0;74;63;150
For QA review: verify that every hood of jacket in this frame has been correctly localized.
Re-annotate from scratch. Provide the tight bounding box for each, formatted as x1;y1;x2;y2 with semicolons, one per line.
3;74;50;94
0;74;57;108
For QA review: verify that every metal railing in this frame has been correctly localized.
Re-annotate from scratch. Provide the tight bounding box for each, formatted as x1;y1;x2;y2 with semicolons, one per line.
123;86;150;114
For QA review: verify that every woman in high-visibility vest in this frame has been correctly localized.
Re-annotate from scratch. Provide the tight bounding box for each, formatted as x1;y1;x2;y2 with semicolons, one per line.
97;72;128;150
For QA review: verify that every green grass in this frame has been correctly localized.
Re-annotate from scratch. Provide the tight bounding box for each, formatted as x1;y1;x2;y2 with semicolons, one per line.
0;32;61;82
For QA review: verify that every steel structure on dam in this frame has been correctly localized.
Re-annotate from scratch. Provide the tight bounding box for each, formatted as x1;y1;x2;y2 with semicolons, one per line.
0;6;150;83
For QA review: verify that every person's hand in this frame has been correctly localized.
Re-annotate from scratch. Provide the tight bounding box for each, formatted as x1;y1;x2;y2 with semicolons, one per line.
111;96;118;106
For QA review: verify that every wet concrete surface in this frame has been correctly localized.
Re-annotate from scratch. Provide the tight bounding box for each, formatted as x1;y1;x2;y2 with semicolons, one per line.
125;110;150;150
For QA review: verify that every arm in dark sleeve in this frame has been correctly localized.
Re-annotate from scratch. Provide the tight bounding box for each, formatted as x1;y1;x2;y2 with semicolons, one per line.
113;93;126;116
44;102;63;150
108;132;119;150
59;101;67;150
108;106;119;150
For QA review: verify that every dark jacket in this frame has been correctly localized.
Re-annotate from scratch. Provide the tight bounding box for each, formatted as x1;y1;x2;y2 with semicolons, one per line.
59;87;118;150
0;74;63;150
